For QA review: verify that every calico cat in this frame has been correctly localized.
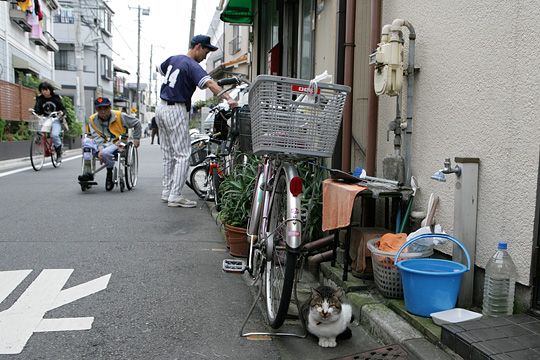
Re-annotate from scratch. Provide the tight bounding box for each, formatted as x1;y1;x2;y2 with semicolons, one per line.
302;285;353;348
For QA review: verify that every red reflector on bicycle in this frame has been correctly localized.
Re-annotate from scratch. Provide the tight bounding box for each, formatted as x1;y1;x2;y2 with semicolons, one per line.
291;85;321;94
290;177;302;197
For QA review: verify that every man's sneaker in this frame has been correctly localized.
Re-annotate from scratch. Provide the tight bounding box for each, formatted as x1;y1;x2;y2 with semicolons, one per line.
78;173;94;182
56;154;62;163
105;168;114;191
168;196;197;208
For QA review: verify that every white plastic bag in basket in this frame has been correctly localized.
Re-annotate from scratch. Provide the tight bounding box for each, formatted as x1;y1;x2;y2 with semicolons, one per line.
40;118;53;133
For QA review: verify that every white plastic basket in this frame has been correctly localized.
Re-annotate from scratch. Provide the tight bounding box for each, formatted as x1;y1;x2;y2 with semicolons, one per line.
367;238;433;299
248;75;350;158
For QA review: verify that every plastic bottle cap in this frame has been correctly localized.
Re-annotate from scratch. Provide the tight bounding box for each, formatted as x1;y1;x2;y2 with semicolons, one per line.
498;242;507;250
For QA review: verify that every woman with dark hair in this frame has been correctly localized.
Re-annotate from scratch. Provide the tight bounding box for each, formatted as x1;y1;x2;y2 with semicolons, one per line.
34;82;66;162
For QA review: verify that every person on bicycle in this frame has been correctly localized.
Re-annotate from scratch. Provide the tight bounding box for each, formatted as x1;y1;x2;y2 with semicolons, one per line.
156;34;238;208
78;97;141;190
33;82;65;162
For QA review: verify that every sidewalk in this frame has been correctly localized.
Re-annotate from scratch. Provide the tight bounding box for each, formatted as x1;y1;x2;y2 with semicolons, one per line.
208;202;461;360
0;148;81;173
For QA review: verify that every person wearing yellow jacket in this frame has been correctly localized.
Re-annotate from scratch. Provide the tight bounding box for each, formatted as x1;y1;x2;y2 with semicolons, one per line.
78;97;141;190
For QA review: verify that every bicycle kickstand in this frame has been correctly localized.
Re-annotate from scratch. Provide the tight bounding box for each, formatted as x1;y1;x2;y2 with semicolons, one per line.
239;275;307;338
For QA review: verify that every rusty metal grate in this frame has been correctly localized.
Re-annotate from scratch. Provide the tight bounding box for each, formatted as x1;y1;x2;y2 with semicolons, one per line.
331;344;410;360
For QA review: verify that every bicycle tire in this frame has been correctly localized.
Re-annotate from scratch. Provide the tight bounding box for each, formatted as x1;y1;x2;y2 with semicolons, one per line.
189;163;212;200
264;171;298;329
125;143;138;189
51;146;60;168
30;133;45;171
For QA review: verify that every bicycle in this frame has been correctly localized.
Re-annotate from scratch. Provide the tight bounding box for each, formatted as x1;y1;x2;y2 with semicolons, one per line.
188;77;251;207
28;110;63;171
222;74;350;335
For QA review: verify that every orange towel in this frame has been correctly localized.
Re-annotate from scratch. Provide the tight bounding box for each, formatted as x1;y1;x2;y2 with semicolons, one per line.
378;233;407;253
322;179;367;231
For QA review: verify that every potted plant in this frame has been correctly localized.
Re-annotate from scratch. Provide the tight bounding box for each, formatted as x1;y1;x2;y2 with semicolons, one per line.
218;154;258;257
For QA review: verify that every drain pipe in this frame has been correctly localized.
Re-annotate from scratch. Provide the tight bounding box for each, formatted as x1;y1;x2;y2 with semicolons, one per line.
307;250;334;272
341;0;356;172
366;0;382;176
391;19;416;185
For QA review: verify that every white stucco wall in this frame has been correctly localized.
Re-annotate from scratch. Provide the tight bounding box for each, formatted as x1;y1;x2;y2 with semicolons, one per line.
377;1;540;285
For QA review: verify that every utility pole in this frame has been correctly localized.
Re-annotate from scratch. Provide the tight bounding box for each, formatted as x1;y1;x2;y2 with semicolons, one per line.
189;0;197;46
148;44;153;109
75;0;86;122
129;5;149;121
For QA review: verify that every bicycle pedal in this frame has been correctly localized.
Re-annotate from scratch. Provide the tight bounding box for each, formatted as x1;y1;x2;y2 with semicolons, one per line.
222;259;246;273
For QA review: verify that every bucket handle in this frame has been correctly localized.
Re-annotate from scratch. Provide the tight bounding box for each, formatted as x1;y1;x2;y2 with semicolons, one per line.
393;233;470;271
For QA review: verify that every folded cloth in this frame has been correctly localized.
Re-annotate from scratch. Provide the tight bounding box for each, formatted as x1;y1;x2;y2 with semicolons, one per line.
322;179;367;231
378;233;407;253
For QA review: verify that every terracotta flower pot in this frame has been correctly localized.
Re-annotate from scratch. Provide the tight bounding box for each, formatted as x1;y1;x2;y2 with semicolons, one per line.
224;223;249;257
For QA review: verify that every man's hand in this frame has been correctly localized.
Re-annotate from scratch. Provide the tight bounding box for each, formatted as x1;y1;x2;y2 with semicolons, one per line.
98;150;103;162
133;139;140;148
227;98;239;108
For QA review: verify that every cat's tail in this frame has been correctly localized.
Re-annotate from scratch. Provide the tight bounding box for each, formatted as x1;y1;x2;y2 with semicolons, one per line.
337;327;352;340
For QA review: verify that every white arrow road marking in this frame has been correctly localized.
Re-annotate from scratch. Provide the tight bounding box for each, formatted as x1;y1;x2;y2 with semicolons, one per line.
0;269;111;355
35;318;94;332
0;270;32;304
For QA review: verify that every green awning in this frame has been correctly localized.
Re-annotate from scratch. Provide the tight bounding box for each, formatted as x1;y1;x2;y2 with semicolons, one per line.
220;0;253;25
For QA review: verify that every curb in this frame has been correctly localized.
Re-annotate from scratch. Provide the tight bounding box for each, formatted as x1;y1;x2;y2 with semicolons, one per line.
320;262;458;360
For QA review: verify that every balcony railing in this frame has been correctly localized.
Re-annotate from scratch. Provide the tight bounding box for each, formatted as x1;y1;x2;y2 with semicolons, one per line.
43;31;59;52
9;7;31;32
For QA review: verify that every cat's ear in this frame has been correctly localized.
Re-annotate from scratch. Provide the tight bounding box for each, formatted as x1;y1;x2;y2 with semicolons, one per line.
334;287;344;300
312;287;321;298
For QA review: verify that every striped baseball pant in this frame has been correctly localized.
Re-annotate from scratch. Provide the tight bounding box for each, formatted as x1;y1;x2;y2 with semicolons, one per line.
155;101;190;200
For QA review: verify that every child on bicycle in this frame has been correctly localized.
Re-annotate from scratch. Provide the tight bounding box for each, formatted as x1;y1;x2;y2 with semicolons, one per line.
78;97;141;190
33;82;65;162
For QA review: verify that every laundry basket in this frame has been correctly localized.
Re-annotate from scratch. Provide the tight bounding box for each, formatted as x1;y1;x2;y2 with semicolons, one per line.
367;238;433;298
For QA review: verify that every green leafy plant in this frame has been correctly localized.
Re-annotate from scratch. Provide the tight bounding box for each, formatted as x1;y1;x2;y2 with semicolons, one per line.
62;96;82;137
16;71;40;89
298;161;327;242
0;119;5;142
218;154;258;228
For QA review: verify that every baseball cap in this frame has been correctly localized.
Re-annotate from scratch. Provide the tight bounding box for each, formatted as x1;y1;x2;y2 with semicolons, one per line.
95;97;112;108
191;35;218;51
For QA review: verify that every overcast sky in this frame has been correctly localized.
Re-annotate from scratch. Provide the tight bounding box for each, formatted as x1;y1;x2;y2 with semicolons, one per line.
107;0;220;88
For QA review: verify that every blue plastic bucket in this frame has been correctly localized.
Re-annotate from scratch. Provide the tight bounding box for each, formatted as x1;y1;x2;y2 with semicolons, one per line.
394;234;470;317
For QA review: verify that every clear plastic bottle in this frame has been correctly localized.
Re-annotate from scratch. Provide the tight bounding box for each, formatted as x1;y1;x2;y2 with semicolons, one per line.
482;242;517;316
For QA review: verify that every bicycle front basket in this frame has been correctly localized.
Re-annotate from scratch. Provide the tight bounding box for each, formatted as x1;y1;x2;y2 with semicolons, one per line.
248;75;350;158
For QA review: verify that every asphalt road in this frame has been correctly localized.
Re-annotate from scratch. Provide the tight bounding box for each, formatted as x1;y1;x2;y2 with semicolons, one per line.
0;138;279;359
0;137;383;360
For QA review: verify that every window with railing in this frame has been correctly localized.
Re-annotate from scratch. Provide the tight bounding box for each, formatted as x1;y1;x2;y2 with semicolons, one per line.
54;7;74;24
55;49;76;71
229;26;241;55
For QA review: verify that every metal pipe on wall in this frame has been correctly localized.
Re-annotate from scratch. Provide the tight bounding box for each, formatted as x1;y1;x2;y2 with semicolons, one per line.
341;0;356;172
366;0;382;176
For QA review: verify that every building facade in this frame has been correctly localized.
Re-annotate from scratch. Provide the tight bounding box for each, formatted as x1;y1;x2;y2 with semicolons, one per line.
53;0;114;121
225;0;540;313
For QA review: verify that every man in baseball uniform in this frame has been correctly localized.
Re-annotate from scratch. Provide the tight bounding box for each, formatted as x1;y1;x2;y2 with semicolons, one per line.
156;34;237;208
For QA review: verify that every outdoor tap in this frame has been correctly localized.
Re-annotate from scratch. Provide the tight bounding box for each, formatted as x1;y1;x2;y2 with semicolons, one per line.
431;158;461;182
441;158;462;177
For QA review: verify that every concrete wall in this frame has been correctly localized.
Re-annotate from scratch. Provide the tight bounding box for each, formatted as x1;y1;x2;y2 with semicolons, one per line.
378;0;540;285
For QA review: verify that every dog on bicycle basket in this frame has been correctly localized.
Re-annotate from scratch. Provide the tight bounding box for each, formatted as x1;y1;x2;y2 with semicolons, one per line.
301;285;353;348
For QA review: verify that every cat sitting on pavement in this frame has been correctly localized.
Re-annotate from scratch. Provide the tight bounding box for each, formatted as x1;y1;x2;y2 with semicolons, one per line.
301;285;353;348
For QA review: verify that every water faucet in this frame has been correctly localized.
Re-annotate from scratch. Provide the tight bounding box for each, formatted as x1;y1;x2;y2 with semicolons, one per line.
431;158;461;182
